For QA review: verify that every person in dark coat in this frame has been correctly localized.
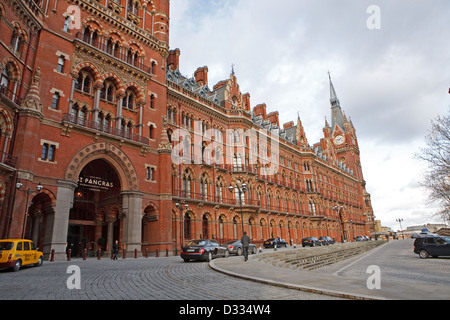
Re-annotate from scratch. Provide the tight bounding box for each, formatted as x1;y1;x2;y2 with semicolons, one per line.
240;232;251;262
112;240;119;260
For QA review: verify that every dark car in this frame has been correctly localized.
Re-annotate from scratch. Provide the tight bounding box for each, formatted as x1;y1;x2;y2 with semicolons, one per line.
181;239;229;262
223;240;257;255
301;237;322;247
263;238;288;249
413;235;450;259
318;236;335;245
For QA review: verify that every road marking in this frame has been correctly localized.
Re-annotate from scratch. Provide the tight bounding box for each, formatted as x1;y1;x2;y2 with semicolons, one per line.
332;243;386;277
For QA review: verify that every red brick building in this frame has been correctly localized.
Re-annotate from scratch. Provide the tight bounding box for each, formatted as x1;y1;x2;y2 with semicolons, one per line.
0;0;374;260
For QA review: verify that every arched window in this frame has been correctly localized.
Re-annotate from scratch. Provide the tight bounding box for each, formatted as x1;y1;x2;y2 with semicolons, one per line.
202;214;209;239
0;66;10;89
200;173;208;201
184;213;191;240
123;88;137;110
216;177;223;203
309;199;316;215
218;216;224;240
182;170;191;198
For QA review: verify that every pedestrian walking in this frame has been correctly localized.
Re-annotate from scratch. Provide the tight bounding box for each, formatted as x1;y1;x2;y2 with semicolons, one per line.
240;232;250;262
112;240;119;260
273;237;280;251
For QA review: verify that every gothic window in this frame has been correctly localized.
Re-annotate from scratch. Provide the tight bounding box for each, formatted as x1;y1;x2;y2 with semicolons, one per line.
75;70;94;94
200;173;208;201
0;66;10;90
308;199;316;215
202;214;209;239
219;216;224;239
83;26;98;45
184;213;191;239
216;177;223;203
83;77;91;94
10;28;23;54
106;38;114;55
123;88;137;110
182;169;191;198
78;107;87;125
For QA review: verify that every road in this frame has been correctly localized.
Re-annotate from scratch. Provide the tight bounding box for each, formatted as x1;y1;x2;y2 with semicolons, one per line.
1;239;448;301
327;238;450;299
0;253;336;300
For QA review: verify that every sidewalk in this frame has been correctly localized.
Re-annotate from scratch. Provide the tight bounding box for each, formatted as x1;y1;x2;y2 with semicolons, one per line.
210;248;383;300
210;241;450;300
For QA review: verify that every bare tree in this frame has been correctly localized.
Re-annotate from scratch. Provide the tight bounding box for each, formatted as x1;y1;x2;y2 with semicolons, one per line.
415;109;450;223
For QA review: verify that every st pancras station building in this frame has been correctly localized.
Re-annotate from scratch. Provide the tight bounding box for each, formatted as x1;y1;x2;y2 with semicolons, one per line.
0;0;374;260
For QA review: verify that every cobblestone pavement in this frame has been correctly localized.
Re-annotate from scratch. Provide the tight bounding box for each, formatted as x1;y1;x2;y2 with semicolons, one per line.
0;255;340;300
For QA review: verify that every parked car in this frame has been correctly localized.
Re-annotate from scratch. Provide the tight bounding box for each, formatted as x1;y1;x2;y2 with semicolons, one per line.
181;239;229;262
355;236;365;241
0;239;43;272
318;236;335;245
413;235;450;259
263;238;288;248
223;240;257;255
301;237;322;247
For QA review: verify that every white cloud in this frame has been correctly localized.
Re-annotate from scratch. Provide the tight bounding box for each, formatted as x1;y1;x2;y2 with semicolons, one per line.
169;0;450;229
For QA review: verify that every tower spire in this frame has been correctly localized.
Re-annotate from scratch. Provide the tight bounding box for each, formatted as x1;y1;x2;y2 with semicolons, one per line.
328;71;340;107
328;72;345;134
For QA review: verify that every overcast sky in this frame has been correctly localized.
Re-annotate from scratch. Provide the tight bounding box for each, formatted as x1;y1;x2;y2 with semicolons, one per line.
168;0;450;230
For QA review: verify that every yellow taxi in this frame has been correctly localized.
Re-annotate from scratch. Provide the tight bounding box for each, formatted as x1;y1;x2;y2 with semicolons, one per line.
0;239;43;272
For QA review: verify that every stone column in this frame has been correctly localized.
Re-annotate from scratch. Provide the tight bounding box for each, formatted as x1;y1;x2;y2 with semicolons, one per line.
43;180;77;261
106;216;116;253
121;190;143;256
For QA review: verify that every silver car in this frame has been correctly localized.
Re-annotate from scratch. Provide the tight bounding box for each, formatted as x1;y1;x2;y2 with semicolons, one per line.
223;240;257;256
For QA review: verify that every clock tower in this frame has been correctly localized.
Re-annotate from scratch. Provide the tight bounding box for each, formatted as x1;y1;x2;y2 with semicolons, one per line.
326;73;363;181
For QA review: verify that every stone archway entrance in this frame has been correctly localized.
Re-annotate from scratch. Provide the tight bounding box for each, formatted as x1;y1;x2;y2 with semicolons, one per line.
44;142;143;260
67;159;121;257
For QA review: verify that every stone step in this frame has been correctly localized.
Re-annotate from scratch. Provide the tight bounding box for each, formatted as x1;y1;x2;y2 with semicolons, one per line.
256;241;385;271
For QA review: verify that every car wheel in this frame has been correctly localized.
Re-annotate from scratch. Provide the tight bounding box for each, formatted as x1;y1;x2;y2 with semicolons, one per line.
224;250;230;258
419;249;429;259
206;251;213;262
237;248;242;256
252;247;257;254
12;259;21;272
35;256;43;267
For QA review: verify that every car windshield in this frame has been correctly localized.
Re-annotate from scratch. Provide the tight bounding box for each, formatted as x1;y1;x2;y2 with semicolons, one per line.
0;242;14;250
442;237;450;244
223;240;237;245
186;240;206;247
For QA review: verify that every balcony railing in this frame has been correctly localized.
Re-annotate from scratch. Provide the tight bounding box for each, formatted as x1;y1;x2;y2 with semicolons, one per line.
62;113;149;145
0;151;17;168
0;85;22;106
74;32;153;75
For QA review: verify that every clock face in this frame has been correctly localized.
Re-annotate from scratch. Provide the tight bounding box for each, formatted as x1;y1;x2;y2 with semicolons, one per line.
334;135;345;145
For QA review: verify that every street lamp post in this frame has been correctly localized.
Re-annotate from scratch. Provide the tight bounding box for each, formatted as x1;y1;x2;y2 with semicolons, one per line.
228;182;247;237
333;205;345;243
16;180;43;239
176;202;189;250
396;218;404;239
